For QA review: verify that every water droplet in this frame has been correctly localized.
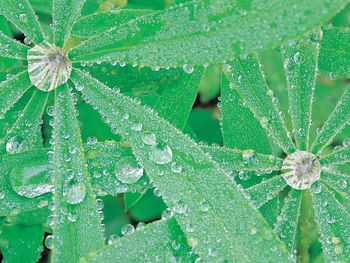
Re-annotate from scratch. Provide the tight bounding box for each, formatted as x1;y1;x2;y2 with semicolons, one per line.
45;235;54;249
63;181;86;205
115;156;144;184
141;132;156;145
121;224;135;236
183;64;194;74
131;123;142;132
293;52;303;64
108;234;119;245
6;136;28;154
96;199;104;210
171;162;182;173
282;151;321;190
161;208;173;220
150;144;173;164
87;136;97;145
0;190;5;200
199;200;209;212
172;241;181;250
67;212;77;222
19;14;28;23
10;162;53;198
27;41;72;92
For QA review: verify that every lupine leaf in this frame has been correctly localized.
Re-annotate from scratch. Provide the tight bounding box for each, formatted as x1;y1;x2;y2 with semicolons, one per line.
52;0;86;47
29;0;52;15
0;224;44;263
274;190;302;253
223;56;295;154
246;176;287;208
319;27;350;75
320;146;350;166
72;9;154;38
221;71;272;154
311;86;350;155
281;38;319;150
51;84;104;262
0;16;19;71
311;184;350;262
82;219;194;263
0;0;44;44
321;172;350;199
260;196;280;228
69;0;350;67
71;69;291;262
0;32;28;60
0;71;33;118
0;90;48;154
155;68;203;129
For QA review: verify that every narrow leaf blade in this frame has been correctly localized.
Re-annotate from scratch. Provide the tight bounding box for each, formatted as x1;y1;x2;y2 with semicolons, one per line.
281;39;319;150
0;0;44;44
0;32;28;60
52;84;104;261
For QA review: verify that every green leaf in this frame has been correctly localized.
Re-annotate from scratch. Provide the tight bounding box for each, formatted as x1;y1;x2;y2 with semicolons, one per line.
246;175;287;208
281;38;319;150
155;68;203;129
0;0;44;44
223;55;295;154
0;32;28;60
274;190;302;253
51;84;104;262
321;171;350;199
319;27;350;75
221;71;271;154
320;145;350;166
82;219;194;263
69;0;349;67
29;0;52;15
260;196;280;228
311;184;350;262
204;145;282;173
0;90;48;154
0;71;33;118
71;69;291;262
72;9;153;38
311;86;350;155
0;224;44;263
52;0;86;47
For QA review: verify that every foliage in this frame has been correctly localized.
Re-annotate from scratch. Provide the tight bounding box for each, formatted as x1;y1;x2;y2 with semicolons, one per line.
0;0;350;262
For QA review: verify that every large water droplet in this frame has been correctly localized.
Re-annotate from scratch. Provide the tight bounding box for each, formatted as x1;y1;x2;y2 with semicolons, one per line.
115;156;144;184
63;180;86;205
10;162;53;198
150;143;173;164
27;41;72;92
281;151;321;190
6;136;28;154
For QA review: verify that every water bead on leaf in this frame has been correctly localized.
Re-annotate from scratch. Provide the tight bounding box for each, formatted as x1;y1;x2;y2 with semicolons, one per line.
114;156;144;184
150;143;173;164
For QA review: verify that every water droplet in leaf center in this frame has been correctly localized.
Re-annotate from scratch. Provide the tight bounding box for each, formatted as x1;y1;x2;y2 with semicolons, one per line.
281;151;321;190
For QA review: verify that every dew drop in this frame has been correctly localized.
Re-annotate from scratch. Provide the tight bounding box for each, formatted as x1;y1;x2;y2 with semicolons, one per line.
63;181;86;205
45;235;54;249
115;156;144;184
6;136;28;154
108;234;119;245
171;162;182;173
121;224;135;236
150;144;173;164
183;64;194;74
141;132;156;146
19;14;28;23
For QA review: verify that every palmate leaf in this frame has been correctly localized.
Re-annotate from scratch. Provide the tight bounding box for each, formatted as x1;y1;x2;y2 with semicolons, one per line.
281;38;319;151
220;71;272;154
72;9;154;38
51;84;104;262
0;90;48;154
0;32;28;60
311;184;350;262
318;27;350;76
311;86;350;155
52;0;86;47
82;218;194;263
71;69;291;262
321;171;350;199
0;224;44;263
223;55;295;154
69;0;349;68
0;0;44;44
0;71;33;118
